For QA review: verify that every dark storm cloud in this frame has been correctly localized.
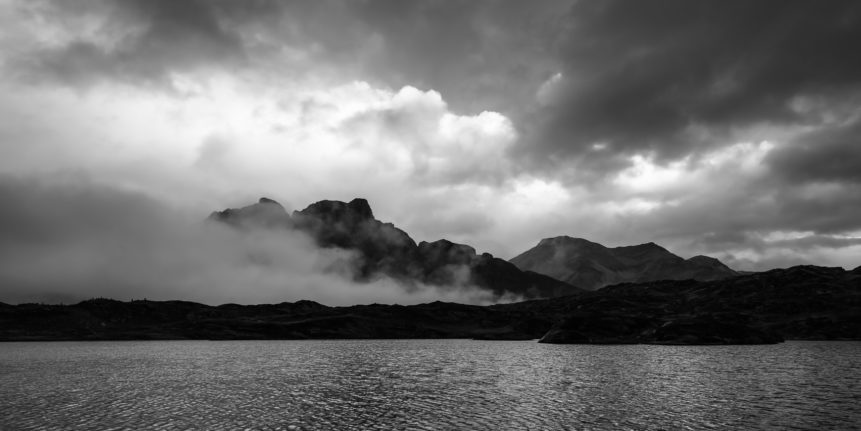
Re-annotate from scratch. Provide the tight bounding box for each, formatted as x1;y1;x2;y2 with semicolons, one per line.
694;231;861;255
767;118;861;184
644;182;861;242
774;185;861;234
21;0;256;86
525;0;861;165
20;0;861;152
336;0;570;114
769;235;861;251
16;0;569;111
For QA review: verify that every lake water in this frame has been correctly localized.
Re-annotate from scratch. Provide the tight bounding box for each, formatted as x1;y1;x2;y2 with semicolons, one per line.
1;340;859;430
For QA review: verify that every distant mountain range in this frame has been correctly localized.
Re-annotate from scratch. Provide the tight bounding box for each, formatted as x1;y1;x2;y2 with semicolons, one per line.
211;197;738;297
511;236;737;291
210;198;576;299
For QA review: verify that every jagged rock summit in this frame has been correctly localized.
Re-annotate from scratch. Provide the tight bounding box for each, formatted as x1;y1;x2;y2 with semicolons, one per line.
510;235;737;291
211;198;580;299
208;197;291;229
295;198;375;223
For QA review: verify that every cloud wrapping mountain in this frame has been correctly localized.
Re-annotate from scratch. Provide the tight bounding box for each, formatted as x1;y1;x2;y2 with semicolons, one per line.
211;196;577;300
0;176;536;305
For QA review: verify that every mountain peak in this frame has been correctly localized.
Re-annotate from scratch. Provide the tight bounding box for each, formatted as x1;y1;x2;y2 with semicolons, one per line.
687;255;720;264
348;198;374;219
258;197;282;206
297;198;375;222
512;236;736;290
617;241;667;251
538;236;600;247
209;198;291;228
419;239;477;256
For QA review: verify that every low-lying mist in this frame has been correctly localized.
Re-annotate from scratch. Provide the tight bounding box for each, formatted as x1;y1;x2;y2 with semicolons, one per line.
0;175;508;306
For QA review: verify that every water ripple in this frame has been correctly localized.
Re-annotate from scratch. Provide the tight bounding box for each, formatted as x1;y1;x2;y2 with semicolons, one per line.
1;340;860;430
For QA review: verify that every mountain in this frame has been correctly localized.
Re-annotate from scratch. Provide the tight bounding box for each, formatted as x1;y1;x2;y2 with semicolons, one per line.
210;198;579;299
510;236;737;291
3;265;858;344
209;197;292;229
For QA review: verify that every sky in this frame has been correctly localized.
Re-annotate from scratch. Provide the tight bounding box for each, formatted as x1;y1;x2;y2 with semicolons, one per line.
1;0;860;304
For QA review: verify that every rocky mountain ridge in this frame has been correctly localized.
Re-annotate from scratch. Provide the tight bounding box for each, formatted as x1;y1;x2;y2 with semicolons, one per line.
510;236;737;290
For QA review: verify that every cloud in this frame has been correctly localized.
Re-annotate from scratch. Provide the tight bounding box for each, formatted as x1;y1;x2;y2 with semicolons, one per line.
523;0;861;167
10;0;861;158
335;0;571;115
4;0;570;112
336;86;516;186
0;175;514;305
536;72;564;107
767;117;861;184
7;0;255;87
695;231;861;272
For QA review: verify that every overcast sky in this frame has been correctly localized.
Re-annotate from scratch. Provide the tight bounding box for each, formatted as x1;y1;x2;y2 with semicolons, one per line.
1;0;860;304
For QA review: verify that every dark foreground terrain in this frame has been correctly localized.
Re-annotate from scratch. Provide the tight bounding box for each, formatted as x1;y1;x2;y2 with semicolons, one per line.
2;265;859;344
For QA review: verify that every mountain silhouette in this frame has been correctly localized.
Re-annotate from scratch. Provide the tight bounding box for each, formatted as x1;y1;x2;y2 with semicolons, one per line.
510;236;737;291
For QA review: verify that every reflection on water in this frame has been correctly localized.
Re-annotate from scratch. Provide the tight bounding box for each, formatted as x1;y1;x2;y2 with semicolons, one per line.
1;340;859;430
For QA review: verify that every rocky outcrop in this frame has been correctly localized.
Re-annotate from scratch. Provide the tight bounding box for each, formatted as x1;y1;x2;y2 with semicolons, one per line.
292;198;419;280
510;236;737;290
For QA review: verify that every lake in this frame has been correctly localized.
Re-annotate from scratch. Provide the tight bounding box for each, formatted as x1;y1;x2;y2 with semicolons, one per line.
1;340;859;430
